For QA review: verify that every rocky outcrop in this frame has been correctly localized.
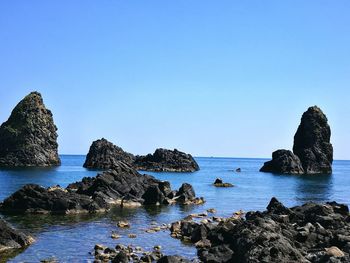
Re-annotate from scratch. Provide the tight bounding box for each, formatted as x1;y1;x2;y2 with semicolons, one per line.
213;178;234;187
260;150;304;174
0;162;204;214
261;106;333;175
0;91;60;167
0;219;34;253
170;198;350;263
293;106;333;174
83;138;135;169
134;148;199;172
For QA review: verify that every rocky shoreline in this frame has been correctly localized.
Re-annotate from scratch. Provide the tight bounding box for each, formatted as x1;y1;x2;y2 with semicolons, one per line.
169;198;350;262
0;161;204;215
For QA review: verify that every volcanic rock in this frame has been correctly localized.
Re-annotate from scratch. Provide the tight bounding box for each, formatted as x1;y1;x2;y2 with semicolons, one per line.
260;149;304;174
0;91;60;167
0;161;203;214
261;106;333;175
170;198;350;263
0;219;34;252
293;106;333;174
134;148;199;172
83;138;135;169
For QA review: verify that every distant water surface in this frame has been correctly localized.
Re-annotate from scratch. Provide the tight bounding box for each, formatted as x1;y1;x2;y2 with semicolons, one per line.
0;156;349;262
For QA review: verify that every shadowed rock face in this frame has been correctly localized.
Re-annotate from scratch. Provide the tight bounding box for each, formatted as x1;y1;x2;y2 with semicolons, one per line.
0;161;203;214
260;106;333;175
293;106;333;174
170;198;350;263
260;150;304;174
83;138;135;169
134;148;199;172
0;219;34;253
0;91;60;167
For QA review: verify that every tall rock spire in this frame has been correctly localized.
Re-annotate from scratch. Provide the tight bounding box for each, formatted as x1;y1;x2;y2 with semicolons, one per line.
0;91;60;166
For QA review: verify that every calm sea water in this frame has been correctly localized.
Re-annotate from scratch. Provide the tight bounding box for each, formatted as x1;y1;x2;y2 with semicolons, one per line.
0;156;349;262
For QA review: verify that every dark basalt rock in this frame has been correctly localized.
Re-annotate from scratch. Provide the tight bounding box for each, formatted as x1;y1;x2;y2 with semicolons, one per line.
170;198;350;263
293;106;333;174
0;91;60;167
0;184;103;214
260;149;304;174
0;162;203;214
134;148;199;172
157;255;191;263
213;178;234;187
0;219;34;252
83;138;135;169
261;106;333;175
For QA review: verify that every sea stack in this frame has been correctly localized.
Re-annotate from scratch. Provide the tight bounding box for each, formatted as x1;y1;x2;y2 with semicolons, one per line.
134;148;199;172
293;106;333;174
0;91;60;167
83;138;135;169
261;106;333;175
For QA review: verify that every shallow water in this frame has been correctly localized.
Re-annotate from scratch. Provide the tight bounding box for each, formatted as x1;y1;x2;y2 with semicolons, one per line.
0;156;349;262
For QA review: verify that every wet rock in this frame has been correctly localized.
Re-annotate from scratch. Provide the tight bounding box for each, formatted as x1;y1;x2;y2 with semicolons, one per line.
235;168;241;172
157;255;191;263
260;150;304;174
169;198;350;263
83;138;135;169
213;178;234;187
0;184;102;214
134;148;199;172
293;106;333;174
1;161;203;214
0;219;34;253
0;91;60;167
117;221;130;228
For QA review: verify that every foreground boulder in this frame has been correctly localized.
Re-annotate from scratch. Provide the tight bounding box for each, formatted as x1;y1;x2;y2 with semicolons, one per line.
261;106;333;175
0;219;34;253
0;162;204;214
134;148;199;172
293;106;333;174
83;138;135;169
170;198;350;262
260;150;304;174
0;91;60;167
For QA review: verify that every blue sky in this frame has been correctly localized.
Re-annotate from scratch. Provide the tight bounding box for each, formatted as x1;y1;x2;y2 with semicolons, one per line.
0;1;349;159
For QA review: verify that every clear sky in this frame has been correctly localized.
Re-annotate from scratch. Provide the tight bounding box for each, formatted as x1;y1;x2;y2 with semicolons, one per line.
0;1;349;159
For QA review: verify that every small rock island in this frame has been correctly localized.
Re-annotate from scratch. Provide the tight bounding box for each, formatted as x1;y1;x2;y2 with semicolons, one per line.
0;91;60;167
134;148;200;172
261;106;333;175
84;139;200;172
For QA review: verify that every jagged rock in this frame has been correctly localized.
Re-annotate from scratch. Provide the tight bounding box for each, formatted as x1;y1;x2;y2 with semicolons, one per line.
0;91;60;167
261;106;333;175
134;148;199;172
0;162;203;214
0;219;34;252
0;184;103;214
293;106;333;174
260;150;304;174
83;138;135;169
170;198;350;263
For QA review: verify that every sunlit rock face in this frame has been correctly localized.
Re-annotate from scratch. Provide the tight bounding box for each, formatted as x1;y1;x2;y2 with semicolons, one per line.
0;91;60;167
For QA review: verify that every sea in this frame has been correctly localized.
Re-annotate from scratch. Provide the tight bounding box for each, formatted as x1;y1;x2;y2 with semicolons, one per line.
0;156;349;262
